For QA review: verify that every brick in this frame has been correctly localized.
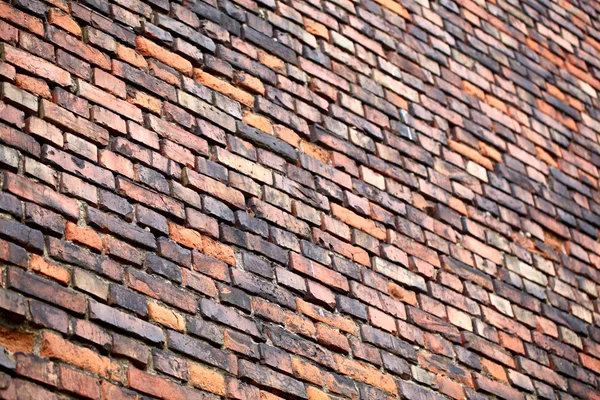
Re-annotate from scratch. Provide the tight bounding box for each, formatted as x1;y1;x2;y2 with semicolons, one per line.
117;177;185;219
59;365;101;399
189;363;226;395
47;26;110;69
334;354;396;393
8;266;85;314
40;331;124;384
48;9;81;36
41;99;108;146
167;329;236;373
201;298;262;339
169;221;236;265
0;3;598;400
29;254;69;285
128;367;202;399
290;253;348;292
25;116;63;147
87;206;155;249
112;334;149;367
0;218;43;252
2;44;69;86
474;374;525;400
297;299;357;335
15;353;58;387
239;360;307;399
183;167;245;209
73;319;111;350
0;287;26;317
148;302;185;332
136;36;192;75
1;82;38;112
78;80;142;122
195;69;253;107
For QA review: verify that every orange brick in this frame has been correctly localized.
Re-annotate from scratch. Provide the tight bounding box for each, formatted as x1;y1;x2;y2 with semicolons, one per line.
306;387;330;400
168;222;236;265
274;124;301;147
449;140;494;170
194;69;254;107
148;302;185;332
463;80;485;100
291;357;325;386
136;36;192;75
243;110;272;134
40;331;124;384
65;222;103;251
297;299;357;335
331;203;386;240
535;146;558;168
437;375;465;400
481;358;508;382
48;9;81;36
301;140;329;164
371;0;410;19
0;2;43;36
15;74;51;99
333;354;396;393
485;95;508;113
234;72;265;95
478;142;502;163
0;327;34;353
116;44;148;70
257;51;285;74
189;364;226;395
304;18;329;39
29;254;70;285
128;89;162;114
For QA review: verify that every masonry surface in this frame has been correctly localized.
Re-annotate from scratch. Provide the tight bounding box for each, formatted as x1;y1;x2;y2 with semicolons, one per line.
1;0;600;399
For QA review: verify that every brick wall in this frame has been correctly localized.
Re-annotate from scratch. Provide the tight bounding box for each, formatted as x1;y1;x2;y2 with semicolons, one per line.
0;0;600;398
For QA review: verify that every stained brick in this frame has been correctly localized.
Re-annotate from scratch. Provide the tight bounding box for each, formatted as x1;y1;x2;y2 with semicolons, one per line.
239;360;307;398
2;44;70;86
8;267;85;315
40;331;124;383
167;329;237;373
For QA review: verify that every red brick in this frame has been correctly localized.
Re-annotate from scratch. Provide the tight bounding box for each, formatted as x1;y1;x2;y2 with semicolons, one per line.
317;325;350;354
40;331;125;384
128;367;200;400
136;36;193;75
0;3;44;36
29;254;70;285
15;353;58;387
59;365;101;399
48;9;82;37
47;26;110;70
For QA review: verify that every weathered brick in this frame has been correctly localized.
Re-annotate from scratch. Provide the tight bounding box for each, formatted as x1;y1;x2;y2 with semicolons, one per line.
201;298;262;339
2;44;70;86
238;360;307;398
59;365;101;399
90;299;164;344
15;353;58;387
117;177;185;219
8;266;85;314
167;329;237;373
183;167;245;209
40;331;124;383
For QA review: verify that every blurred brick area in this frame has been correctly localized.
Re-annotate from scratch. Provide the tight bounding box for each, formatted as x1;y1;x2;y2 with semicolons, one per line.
0;0;600;399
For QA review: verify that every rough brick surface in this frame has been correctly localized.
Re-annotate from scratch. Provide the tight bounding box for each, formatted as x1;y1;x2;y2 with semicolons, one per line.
1;0;600;399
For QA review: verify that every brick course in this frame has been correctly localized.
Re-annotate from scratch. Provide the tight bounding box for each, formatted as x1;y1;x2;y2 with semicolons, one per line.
0;0;600;399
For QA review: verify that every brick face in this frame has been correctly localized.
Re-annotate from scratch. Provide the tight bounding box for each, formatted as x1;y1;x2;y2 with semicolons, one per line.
0;1;600;399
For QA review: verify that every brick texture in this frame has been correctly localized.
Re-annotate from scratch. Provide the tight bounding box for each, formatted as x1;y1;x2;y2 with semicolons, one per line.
0;0;600;399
